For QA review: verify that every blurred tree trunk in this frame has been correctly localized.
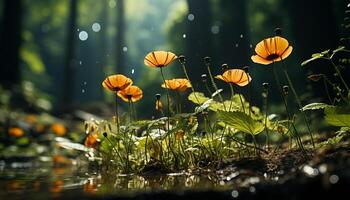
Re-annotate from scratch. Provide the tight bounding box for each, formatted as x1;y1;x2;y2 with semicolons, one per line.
285;0;341;100
116;0;125;73
218;0;249;67
62;0;78;108
0;0;22;89
185;0;213;89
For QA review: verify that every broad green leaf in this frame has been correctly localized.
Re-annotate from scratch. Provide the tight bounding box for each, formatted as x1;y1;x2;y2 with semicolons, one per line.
301;103;333;111
188;92;209;105
324;107;350;127
217;111;264;135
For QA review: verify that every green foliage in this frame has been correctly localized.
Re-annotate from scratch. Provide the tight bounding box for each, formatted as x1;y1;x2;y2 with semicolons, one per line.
301;103;334;111
217;111;264;135
324;107;350;127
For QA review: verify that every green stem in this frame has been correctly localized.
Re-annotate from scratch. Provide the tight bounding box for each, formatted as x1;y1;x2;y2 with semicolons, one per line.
206;63;224;102
272;65;304;150
263;93;269;149
283;69;315;148
329;59;349;91
181;63;200;103
115;95;120;136
322;77;333;105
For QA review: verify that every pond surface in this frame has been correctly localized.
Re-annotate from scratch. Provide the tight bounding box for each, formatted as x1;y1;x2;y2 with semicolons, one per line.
0;160;232;199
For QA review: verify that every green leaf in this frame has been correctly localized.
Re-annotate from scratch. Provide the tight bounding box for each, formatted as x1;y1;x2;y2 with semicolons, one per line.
188;92;210;105
324;107;350;127
301;103;333;111
217;111;264;135
333;46;345;54
301;49;329;66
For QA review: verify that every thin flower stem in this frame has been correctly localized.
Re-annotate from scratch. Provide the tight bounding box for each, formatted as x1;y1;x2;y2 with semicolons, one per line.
283;69;315;148
160;68;171;129
272;65;304;150
229;84;245;113
263;93;269;149
322;77;333;105
181;63;200;103
329;59;349;91
206;63;224;102
104;135;125;170
176;91;182;113
115;95;120;136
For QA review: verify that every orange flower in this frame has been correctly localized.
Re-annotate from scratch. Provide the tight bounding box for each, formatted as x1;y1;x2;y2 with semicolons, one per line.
25;114;38;124
251;36;293;65
215;69;251;86
35;124;45;133
117;85;143;102
144;51;177;68
161;78;192;92
84;133;99;148
51;123;66;136
50;180;64;193
8;127;24;138
102;74;133;92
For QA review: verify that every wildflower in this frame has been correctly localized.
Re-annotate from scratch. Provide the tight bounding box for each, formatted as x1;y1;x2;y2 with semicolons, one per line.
102;74;133;92
251;36;293;65
25;114;38;124
84;133;99;148
144;51;177;68
117;85;143;102
161;78;192;92
215;69;252;86
8;127;24;138
50;180;64;193
51;123;66;136
35;124;45;133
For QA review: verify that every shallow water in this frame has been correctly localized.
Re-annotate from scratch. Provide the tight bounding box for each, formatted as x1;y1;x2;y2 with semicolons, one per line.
0;161;229;199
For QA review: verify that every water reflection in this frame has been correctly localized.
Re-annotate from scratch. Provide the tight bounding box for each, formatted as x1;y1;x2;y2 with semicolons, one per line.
0;164;227;199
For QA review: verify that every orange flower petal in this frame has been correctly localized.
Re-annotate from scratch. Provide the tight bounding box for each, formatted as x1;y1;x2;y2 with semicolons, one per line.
280;46;293;59
251;55;273;65
102;74;133;92
144;51;177;67
255;39;270;58
117;85;143;102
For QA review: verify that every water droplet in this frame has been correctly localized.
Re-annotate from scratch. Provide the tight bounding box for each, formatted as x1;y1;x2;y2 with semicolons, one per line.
79;61;82;65
123;47;128;52
318;164;327;174
231;190;239;198
131;69;135;74
84;81;87;85
240;34;243;38
109;0;116;8
182;34;186;38
211;25;220;34
329;174;339;184
92;23;101;32
249;44;253;48
235;43;239;47
249;186;256;193
82;89;85;93
77;28;80;32
79;31;88;41
188;14;195;21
